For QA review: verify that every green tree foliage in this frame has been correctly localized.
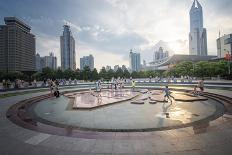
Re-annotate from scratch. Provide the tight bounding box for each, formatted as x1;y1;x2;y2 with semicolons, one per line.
1;60;231;81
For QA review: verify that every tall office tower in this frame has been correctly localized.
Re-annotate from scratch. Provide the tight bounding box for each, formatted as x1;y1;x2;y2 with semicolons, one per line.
217;33;232;58
0;17;36;72
80;54;94;71
36;53;42;71
114;65;120;72
105;65;111;71
189;0;207;56
60;25;76;70
43;52;57;70
153;47;169;61
129;49;141;72
122;65;127;71
35;52;57;71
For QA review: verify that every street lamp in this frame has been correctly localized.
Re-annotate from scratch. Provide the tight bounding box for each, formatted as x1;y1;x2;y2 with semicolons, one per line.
227;51;231;75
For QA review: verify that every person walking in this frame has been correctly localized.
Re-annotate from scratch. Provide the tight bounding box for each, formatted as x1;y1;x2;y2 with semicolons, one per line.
163;86;174;104
198;79;204;94
53;81;60;97
131;80;136;91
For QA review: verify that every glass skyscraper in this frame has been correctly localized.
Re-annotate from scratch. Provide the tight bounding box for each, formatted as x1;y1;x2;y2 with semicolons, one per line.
60;25;76;70
189;0;208;56
129;50;141;72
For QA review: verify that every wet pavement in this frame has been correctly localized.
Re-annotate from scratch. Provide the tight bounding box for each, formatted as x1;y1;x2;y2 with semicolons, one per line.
0;87;232;155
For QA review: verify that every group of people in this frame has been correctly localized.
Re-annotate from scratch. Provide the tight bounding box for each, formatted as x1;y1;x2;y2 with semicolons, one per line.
193;79;205;96
111;77;126;90
48;79;60;97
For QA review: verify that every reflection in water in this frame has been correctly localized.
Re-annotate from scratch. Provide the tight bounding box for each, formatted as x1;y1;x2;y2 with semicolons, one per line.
168;106;194;124
193;121;210;134
156;103;196;124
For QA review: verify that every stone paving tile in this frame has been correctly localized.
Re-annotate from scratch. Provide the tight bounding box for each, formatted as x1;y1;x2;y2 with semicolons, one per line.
112;140;135;154
71;138;97;152
202;143;232;155
90;139;114;154
157;149;203;155
0;88;232;154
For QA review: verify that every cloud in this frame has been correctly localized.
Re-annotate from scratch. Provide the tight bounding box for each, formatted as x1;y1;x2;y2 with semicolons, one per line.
0;0;232;69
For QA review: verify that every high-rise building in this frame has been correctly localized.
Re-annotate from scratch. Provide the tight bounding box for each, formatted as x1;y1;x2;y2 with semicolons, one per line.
43;52;57;70
217;33;232;58
189;0;207;56
106;65;111;71
122;65;127;71
129;49;141;72
153;47;169;61
36;53;42;71
114;65;120;72
35;52;57;71
80;54;94;70
60;25;76;70
0;17;36;72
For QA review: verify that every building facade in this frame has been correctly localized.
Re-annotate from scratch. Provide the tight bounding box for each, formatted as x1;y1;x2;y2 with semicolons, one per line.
105;65;111;71
36;53;42;71
0;17;36;72
129;49;141;72
36;52;57;71
153;47;169;61
80;54;94;70
189;0;208;56
60;25;76;70
114;65;120;72
217;33;232;58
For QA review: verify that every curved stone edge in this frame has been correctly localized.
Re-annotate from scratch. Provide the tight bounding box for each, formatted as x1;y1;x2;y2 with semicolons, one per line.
5;88;229;135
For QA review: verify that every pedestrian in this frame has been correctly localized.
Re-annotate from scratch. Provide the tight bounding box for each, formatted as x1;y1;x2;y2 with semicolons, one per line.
131;80;136;91
198;79;204;94
163;86;174;104
53;81;60;97
193;85;198;96
48;80;53;95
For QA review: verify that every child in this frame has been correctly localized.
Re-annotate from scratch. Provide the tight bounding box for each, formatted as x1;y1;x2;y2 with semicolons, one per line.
163;86;174;103
131;80;136;91
193;85;198;96
53;82;60;97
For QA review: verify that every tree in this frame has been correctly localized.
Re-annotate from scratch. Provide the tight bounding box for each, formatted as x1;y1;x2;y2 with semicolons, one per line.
63;69;75;79
41;67;55;79
123;69;130;78
99;67;107;80
91;68;99;81
81;66;92;81
55;68;64;79
115;68;124;78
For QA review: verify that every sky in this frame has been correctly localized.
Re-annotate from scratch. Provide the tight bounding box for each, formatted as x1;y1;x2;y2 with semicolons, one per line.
0;0;232;70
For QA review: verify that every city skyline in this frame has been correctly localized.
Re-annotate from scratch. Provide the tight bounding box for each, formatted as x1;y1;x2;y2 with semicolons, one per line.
0;0;231;69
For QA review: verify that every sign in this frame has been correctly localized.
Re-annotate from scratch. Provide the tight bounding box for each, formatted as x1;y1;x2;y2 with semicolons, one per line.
225;53;232;60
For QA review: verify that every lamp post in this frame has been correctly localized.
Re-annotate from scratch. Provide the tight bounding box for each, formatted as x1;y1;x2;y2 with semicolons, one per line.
228;51;231;75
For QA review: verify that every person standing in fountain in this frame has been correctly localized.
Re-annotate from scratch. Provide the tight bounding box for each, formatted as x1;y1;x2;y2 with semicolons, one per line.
131;80;136;91
96;80;102;92
198;79;204;94
163;86;174;104
53;81;60;98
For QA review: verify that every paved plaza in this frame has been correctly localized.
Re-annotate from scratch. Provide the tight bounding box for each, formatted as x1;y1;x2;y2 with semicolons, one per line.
0;86;232;155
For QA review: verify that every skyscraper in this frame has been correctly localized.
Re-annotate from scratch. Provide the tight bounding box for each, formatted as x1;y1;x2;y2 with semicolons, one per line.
189;0;207;56
60;25;76;70
153;47;169;61
35;52;57;71
0;17;36;72
129;49;141;72
217;33;232;58
43;52;57;70
80;54;94;71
